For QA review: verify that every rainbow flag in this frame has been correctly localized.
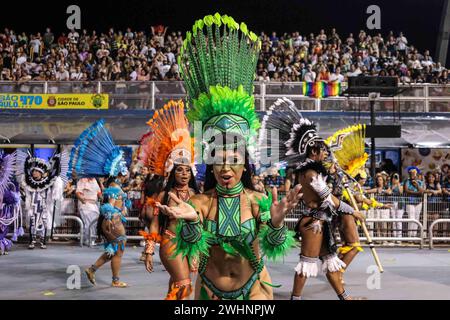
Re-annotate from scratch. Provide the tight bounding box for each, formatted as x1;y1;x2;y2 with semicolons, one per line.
302;82;341;98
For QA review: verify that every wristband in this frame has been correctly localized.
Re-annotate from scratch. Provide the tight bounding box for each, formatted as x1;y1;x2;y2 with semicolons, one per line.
338;200;355;215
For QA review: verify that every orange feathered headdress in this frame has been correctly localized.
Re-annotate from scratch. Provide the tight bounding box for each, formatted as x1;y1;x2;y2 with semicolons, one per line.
139;100;194;177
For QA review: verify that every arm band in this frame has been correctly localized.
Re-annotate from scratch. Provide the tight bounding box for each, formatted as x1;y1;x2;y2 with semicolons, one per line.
338;200;355;215
311;174;332;200
179;216;203;244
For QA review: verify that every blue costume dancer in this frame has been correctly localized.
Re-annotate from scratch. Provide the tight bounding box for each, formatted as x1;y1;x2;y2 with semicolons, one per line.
68;119;130;288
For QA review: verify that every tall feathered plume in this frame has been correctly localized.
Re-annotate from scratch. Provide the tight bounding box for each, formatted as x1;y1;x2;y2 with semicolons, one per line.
325;124;368;178
140;100;193;177
68;119;127;178
179;13;261;157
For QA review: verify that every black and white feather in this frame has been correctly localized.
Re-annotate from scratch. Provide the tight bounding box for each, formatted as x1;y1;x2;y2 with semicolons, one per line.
257;97;321;168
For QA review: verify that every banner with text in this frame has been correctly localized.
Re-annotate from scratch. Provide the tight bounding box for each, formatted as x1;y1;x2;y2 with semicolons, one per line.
0;94;109;109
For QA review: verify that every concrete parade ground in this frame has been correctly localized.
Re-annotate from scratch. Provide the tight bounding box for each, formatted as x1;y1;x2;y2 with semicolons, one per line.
1;243;450;300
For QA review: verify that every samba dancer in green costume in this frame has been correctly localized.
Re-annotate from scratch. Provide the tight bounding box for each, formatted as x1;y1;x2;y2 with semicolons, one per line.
155;13;302;300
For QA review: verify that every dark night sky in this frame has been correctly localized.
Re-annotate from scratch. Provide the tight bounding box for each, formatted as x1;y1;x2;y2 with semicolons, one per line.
2;0;448;64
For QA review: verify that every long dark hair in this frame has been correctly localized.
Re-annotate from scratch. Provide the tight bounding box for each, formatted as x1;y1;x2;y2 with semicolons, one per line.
144;174;165;197
159;164;199;233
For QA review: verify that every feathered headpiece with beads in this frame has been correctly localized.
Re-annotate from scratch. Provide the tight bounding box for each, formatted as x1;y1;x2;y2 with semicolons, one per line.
179;13;261;157
325;124;368;178
258;98;323;167
16;149;69;191
68;119;127;178
140;100;194;177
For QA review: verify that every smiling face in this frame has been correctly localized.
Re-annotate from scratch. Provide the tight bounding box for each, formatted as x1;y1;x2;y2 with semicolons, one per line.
174;165;191;187
212;149;245;189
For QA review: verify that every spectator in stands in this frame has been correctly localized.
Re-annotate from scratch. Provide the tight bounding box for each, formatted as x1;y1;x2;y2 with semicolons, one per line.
425;171;443;236
403;167;425;238
76;177;102;246
0;26;446;83
303;64;316;82
43;28;54;49
55;66;70;81
389;173;404;243
367;173;391;240
251;174;266;193
442;166;450;199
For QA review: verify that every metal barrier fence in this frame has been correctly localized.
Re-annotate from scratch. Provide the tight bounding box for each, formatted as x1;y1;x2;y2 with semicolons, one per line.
1;81;449;112
14;192;448;248
429;219;450;249
52;216;84;247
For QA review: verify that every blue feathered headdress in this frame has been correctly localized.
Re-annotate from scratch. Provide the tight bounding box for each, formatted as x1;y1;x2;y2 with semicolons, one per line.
68;119;128;178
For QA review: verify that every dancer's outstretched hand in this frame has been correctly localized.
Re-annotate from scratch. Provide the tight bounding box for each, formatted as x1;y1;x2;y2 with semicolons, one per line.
145;254;153;273
156;192;198;222
270;184;303;227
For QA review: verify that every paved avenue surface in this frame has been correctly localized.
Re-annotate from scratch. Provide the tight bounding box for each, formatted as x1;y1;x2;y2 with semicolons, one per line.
1;244;449;300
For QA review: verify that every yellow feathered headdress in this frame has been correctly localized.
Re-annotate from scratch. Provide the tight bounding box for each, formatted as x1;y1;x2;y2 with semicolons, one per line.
139;100;194;177
325;124;368;178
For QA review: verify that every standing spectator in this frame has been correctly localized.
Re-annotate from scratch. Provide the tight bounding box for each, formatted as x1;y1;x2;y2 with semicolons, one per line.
403;167;425;238
76;178;102;246
389;173;404;243
367;174;391;241
43;27;54;49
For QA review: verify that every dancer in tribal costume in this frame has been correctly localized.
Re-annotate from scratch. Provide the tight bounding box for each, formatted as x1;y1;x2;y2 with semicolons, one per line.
259;98;365;300
138;100;199;300
68;119;130;288
0;151;23;255
155;13;302;300
16;150;67;250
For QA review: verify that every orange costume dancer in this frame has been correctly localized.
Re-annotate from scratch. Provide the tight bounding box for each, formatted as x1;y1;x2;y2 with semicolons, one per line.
138;100;199;300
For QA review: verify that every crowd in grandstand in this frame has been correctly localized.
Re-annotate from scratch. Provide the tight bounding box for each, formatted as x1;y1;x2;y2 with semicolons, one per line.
0;26;448;83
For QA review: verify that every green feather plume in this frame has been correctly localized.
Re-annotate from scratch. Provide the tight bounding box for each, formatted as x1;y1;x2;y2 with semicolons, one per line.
180;13;261;102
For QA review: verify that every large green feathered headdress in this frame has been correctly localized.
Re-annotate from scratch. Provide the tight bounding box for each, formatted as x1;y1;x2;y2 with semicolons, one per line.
179;13;261;157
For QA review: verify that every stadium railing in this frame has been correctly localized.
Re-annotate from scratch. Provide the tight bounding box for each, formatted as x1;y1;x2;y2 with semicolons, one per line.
1;81;449;113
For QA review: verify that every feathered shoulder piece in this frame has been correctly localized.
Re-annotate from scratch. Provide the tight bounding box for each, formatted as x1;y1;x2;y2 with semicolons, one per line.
68;119;127;178
180;13;261;154
0;150;16;195
16;149;69;191
140;100;194;177
258;98;322;167
325;124;368;178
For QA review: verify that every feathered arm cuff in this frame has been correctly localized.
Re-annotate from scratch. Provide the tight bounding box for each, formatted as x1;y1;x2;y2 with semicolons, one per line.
259;220;297;261
172;215;214;261
139;231;162;255
256;192;272;223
